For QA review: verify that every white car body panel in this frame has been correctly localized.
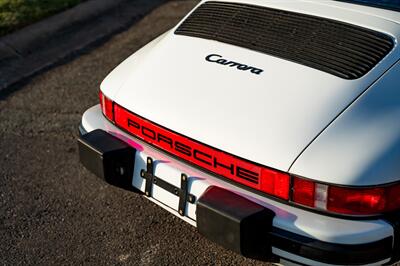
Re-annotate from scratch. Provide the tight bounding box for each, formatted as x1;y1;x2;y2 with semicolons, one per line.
101;0;400;182
317;0;400;25
81;104;393;248
291;60;400;186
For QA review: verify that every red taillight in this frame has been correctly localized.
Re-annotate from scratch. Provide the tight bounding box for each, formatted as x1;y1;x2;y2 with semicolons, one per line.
387;184;400;211
260;168;290;200
293;176;400;215
99;90;114;121
293;178;315;207
328;187;386;215
113;104;290;200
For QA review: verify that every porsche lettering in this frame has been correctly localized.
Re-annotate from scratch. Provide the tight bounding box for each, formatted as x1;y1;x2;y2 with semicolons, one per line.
127;118;259;183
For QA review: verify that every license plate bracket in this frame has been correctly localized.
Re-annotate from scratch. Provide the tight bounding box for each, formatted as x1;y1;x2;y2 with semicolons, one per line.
140;157;196;216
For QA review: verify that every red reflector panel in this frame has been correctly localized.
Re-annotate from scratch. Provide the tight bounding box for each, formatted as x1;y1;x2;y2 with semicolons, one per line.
387;184;400;212
113;104;290;200
99;91;114;121
293;177;315;207
327;186;386;215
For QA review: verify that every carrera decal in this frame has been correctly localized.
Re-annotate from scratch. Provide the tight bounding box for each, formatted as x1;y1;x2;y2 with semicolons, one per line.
206;54;264;75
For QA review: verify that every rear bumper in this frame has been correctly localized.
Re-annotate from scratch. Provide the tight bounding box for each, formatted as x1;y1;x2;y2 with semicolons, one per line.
78;123;87;136
78;105;398;266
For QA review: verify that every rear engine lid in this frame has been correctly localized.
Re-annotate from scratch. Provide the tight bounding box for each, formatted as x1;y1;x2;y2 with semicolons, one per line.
110;0;400;172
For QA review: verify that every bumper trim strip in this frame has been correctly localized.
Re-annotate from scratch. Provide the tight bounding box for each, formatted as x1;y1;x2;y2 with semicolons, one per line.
271;227;393;265
78;122;87;136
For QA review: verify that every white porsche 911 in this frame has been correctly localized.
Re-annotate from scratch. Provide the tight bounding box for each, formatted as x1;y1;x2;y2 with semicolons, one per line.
77;0;400;265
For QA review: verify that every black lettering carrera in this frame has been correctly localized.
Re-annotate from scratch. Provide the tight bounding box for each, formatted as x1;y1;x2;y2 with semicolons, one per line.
251;68;263;75
206;54;263;75
227;61;240;67
217;58;229;65
205;54;222;62
237;64;252;71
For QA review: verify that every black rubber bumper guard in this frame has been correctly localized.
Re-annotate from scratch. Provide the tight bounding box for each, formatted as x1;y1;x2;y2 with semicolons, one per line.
78;129;396;265
385;213;400;265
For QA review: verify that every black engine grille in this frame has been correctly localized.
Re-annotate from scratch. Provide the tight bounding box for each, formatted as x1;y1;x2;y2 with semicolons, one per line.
175;1;394;79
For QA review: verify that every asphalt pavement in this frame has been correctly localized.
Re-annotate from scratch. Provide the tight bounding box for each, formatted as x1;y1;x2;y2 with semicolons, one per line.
0;0;167;94
0;2;270;265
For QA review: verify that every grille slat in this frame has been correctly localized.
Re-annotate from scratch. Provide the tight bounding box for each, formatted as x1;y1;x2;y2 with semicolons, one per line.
175;1;394;79
182;19;385;63
209;27;366;75
218;20;378;67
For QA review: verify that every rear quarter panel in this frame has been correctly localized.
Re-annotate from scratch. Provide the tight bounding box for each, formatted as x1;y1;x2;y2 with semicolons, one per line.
290;60;400;186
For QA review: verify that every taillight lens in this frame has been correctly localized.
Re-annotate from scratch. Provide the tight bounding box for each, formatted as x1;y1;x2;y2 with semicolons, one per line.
293;176;400;216
328;187;386;215
293;178;315;207
260;168;290;200
387;184;400;211
99;90;114;121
